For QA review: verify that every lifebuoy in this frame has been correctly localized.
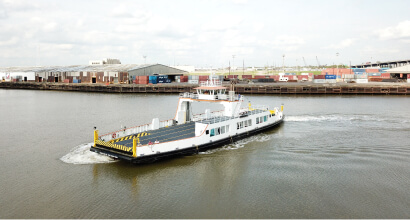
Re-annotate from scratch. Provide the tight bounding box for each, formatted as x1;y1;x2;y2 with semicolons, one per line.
112;133;116;139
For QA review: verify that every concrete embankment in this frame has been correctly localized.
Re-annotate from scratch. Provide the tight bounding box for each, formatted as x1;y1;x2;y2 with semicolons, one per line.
1;82;410;95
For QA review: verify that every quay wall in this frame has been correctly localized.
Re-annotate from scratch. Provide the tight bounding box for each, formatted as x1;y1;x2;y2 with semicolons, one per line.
1;82;410;95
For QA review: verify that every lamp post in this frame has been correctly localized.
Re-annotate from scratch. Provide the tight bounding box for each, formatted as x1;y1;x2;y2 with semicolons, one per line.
143;55;147;76
232;55;236;74
336;52;339;75
282;54;285;73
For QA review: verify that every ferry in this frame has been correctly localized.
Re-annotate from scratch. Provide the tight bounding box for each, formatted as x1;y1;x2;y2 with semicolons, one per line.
90;78;284;164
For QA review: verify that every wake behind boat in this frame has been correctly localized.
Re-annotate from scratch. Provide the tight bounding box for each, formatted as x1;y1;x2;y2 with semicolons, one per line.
90;77;284;164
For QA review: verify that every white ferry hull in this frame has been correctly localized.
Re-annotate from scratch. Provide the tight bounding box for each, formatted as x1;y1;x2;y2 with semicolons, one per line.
91;116;284;164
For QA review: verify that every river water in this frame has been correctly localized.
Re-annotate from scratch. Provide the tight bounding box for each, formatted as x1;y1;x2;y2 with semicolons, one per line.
1;89;409;218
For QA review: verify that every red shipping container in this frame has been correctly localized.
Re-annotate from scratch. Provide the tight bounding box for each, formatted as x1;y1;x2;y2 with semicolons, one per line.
272;75;280;81
255;75;266;79
227;75;238;79
314;75;326;79
133;79;139;84
366;69;380;73
242;75;253;79
199;75;209;80
297;75;308;80
138;76;149;81
381;73;390;78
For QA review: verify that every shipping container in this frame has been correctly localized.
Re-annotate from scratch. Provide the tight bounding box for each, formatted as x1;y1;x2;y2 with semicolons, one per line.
149;75;158;84
355;79;368;83
342;74;355;79
352;68;366;73
368;72;381;76
254;75;267;79
242;75;253;79
314;75;326;79
313;79;326;83
382;79;398;82
257;78;274;83
325;75;337;79
188;79;199;84
138;76;149;81
365;69;380;73
368;77;383;82
325;79;337;83
297;75;308;81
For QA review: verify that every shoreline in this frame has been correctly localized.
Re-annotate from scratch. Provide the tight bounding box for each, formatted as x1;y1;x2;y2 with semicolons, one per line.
1;81;409;95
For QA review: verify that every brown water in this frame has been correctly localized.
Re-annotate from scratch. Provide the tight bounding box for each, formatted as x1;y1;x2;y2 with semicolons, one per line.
1;89;409;218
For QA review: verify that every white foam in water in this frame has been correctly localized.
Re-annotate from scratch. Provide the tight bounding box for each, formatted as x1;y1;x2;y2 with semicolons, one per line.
199;134;273;155
285;114;378;122
60;142;116;164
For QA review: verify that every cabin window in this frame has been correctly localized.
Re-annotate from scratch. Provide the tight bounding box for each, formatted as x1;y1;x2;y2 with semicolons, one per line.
256;117;259;124
206;130;209;135
217;127;221;135
210;128;215;137
237;122;240;129
260;117;263;123
221;126;225;134
240;121;244;129
226;125;229;132
244;120;248;127
264;116;267;122
248;119;252;126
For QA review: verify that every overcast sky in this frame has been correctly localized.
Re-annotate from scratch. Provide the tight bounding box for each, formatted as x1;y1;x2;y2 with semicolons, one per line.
1;0;410;68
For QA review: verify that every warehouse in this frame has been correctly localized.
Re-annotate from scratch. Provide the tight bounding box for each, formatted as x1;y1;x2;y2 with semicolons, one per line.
128;64;187;77
0;64;187;84
385;64;410;82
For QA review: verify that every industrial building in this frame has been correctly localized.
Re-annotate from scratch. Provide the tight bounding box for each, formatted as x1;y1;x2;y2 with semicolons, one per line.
0;63;187;83
385;64;410;81
352;59;410;68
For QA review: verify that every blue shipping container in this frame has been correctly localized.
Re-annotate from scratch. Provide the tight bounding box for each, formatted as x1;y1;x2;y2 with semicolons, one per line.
325;75;337;79
352;69;366;72
368;73;381;76
166;79;172;83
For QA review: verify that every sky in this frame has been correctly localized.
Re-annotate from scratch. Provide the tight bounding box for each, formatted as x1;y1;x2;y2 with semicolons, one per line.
1;0;410;68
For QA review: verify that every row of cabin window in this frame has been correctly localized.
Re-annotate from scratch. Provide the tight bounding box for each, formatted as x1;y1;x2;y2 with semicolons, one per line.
206;114;271;137
208;125;230;137
237;119;252;129
256;115;268;124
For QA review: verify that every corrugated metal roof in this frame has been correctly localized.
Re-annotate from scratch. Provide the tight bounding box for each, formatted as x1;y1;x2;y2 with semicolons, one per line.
0;64;157;73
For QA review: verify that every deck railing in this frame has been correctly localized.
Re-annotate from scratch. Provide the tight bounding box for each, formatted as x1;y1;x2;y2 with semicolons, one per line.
98;118;175;142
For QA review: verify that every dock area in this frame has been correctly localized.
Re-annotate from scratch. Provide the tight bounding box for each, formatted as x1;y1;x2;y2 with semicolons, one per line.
1;81;410;95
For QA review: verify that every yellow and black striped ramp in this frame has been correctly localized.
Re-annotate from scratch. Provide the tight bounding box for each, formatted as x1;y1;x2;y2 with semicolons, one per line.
95;140;132;153
109;132;150;143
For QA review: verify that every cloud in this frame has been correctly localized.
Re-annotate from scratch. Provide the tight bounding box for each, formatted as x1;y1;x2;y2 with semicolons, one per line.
376;20;410;42
231;0;248;4
266;35;305;51
323;38;356;49
0;37;19;46
201;14;243;32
